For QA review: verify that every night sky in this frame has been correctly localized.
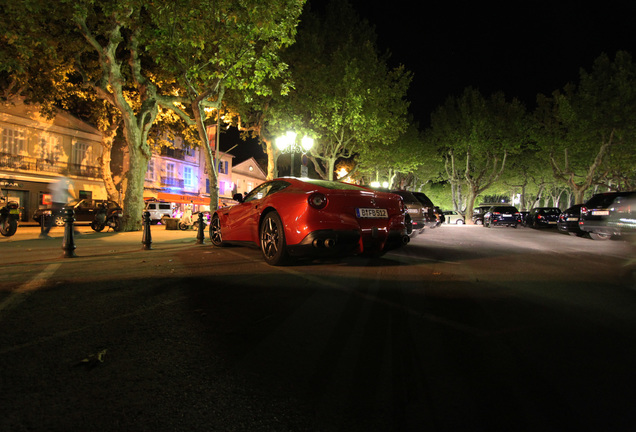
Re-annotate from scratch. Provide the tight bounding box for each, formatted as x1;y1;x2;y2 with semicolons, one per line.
351;0;636;124
224;1;636;162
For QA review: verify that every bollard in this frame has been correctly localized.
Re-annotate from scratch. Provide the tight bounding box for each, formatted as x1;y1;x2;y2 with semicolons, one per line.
61;208;77;258
196;212;205;244
141;211;152;250
41;214;48;236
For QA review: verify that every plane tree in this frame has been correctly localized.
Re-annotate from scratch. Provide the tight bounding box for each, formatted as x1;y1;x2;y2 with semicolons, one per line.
2;0;304;229
272;0;412;180
427;88;528;223
147;0;304;208
533;51;636;203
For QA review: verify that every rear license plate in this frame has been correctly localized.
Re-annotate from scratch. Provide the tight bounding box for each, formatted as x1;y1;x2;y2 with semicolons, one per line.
548;221;557;224
567;217;578;221
592;210;610;216
356;208;388;219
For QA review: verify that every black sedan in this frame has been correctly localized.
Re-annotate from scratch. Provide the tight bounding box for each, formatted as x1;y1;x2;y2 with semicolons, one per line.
557;204;586;236
526;207;561;228
483;205;521;228
33;199;122;226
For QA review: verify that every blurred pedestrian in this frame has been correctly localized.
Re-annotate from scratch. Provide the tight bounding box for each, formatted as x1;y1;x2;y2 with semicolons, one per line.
39;176;74;238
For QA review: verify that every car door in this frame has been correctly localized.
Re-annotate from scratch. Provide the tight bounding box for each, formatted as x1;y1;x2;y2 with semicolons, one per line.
224;182;274;242
75;199;96;222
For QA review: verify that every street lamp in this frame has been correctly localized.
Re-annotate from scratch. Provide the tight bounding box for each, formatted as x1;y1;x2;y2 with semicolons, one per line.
275;131;314;177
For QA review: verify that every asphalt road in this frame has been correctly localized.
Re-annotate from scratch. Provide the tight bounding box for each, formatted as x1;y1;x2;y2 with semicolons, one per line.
1;225;635;431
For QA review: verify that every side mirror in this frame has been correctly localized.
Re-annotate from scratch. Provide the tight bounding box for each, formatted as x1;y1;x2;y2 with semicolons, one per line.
233;193;244;203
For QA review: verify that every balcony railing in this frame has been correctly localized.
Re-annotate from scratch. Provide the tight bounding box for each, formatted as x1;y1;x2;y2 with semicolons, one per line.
0;152;101;178
159;147;186;160
161;176;184;188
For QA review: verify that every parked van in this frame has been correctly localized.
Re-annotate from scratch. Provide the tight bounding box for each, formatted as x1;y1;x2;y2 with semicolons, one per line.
144;201;172;224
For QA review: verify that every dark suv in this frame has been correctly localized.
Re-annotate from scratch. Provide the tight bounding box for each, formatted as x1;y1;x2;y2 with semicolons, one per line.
472;205;493;225
390;190;429;237
411;192;438;228
33;199;122;226
483;205;521;228
579;191;636;240
526;207;561;228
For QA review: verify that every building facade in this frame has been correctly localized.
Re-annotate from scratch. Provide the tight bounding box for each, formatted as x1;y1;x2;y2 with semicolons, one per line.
0;100;105;223
1;101;268;221
231;157;267;199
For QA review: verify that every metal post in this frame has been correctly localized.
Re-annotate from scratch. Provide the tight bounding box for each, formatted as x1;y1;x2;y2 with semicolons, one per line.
61;208;77;258
196;212;205;244
141;211;152;250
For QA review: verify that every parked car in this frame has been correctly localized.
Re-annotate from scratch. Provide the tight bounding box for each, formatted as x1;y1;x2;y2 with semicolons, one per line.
483;205;521;228
144;201;173;224
209;178;410;265
579;191;636;240
389;190;429;237
526;207;561;228
557;204;586;236
443;210;465;224
472;205;493;225
411;192;438;228
33;199;122;226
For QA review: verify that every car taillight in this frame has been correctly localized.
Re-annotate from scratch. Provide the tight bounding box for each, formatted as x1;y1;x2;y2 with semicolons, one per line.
308;193;327;209
538;214;544;219
581;206;588;215
493;212;500;215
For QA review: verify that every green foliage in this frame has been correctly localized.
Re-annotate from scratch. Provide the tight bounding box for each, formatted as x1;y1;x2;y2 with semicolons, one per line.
274;0;412;179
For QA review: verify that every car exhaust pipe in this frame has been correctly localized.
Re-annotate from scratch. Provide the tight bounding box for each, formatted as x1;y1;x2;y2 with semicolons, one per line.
312;239;322;248
324;238;336;248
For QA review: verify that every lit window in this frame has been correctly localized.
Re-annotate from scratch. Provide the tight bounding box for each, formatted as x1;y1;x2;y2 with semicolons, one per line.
184;166;193;186
1;127;26;154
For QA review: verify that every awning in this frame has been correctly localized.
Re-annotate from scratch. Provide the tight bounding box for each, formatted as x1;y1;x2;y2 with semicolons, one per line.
156;192;210;205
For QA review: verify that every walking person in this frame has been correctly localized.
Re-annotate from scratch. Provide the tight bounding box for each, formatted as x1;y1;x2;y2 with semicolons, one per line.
39;176;74;238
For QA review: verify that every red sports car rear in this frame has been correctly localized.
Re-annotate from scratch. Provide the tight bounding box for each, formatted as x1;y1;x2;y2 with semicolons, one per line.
210;178;409;265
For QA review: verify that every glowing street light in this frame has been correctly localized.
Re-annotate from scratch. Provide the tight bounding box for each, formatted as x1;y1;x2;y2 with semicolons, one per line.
276;131;313;177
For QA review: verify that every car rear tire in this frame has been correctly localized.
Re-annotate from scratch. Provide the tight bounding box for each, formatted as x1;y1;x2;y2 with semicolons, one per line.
260;211;289;266
589;232;611;241
456;219;464;225
209;214;225;247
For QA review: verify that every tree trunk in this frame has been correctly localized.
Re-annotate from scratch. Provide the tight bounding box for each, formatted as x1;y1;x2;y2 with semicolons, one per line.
122;143;149;231
99;133;121;204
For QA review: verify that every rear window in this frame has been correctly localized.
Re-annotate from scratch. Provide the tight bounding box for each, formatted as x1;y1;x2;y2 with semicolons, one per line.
493;206;518;213
413;192;434;207
542;208;561;215
159;204;171;210
585;193;621;208
304;179;365;191
391;191;420;205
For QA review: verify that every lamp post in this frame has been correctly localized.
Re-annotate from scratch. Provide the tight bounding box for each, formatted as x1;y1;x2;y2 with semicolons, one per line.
275;131;314;177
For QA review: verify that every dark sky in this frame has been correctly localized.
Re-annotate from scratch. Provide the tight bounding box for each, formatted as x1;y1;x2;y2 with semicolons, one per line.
349;1;636;124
